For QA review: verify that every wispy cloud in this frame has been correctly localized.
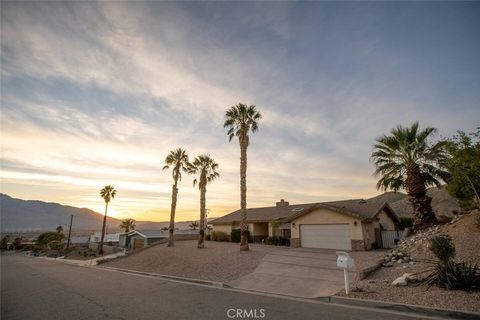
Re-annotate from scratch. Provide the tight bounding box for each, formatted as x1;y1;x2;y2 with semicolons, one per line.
1;1;479;220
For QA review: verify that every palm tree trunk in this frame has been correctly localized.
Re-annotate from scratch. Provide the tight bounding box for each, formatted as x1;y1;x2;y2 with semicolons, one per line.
198;182;206;249
406;163;438;230
98;202;108;255
239;138;249;251
168;180;178;247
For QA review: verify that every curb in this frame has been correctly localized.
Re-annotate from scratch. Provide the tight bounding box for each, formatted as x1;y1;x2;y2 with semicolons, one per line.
99;266;226;288
319;296;480;319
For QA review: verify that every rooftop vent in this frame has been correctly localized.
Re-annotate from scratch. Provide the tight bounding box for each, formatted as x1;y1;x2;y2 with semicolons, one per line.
291;207;304;212
359;199;367;204
276;199;289;207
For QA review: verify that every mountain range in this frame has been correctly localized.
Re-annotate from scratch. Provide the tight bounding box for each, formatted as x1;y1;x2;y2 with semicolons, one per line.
0;187;459;233
0;194;202;233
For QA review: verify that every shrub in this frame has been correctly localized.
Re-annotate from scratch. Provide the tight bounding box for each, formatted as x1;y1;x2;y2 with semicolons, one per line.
230;229;251;243
210;231;229;242
36;232;64;248
230;229;241;243
13;237;23;250
427;260;480;291
430;235;455;262
48;240;64;251
398;217;413;230
265;236;290;246
1;236;9;250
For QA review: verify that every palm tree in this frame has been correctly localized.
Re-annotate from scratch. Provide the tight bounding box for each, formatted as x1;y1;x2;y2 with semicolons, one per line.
189;221;199;231
224;103;262;251
189;155;220;248
163;148;190;247
99;185;117;255
120;218;136;233
371;122;448;231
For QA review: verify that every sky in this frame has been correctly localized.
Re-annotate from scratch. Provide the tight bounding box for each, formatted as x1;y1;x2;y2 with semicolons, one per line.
1;1;479;221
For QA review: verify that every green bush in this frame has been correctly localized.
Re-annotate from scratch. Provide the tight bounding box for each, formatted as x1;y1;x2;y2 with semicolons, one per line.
230;229;251;243
1;236;10;250
428;260;480;291
430;235;456;262
48;240;64;251
36;232;64;248
230;229;241;243
398;217;413;230
265;236;290;246
211;231;229;242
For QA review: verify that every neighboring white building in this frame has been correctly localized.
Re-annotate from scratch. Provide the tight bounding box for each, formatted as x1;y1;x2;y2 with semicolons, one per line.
89;232;121;244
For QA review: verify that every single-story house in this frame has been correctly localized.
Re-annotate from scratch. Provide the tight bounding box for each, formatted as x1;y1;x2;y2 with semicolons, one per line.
89;232;121;245
119;229;199;250
210;198;400;251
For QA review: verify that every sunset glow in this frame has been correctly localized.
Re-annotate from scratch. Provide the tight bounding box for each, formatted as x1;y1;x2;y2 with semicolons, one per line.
1;2;479;221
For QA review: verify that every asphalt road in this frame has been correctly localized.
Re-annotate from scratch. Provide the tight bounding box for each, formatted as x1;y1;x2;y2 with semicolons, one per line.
1;254;435;320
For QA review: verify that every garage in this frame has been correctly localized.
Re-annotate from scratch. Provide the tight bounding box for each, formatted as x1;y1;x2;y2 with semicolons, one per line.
300;224;351;250
133;238;145;250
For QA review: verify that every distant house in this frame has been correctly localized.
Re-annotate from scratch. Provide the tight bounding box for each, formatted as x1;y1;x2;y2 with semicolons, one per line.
89;232;121;245
119;229;198;250
211;198;400;251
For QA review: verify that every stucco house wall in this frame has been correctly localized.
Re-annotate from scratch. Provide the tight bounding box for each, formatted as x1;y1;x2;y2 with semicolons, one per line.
290;207;365;250
212;224;232;235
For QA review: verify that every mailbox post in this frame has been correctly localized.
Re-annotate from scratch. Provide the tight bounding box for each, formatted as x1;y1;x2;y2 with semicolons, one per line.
336;251;355;295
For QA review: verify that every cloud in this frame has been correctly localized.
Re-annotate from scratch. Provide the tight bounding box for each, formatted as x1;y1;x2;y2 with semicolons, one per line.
1;1;479;221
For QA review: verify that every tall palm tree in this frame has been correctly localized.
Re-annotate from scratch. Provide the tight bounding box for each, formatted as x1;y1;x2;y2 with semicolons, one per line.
189;154;220;248
120;218;136;233
163;148;190;247
224;103;262;251
99;185;117;255
371;122;448;231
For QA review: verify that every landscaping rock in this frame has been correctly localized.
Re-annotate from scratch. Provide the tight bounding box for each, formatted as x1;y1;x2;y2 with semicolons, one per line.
391;275;408;286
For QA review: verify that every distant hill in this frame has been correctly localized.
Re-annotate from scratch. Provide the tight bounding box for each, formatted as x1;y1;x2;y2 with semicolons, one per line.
0;193;216;233
0;193;121;232
366;186;460;219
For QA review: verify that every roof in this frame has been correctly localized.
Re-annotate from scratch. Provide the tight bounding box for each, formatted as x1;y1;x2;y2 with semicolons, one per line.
210;199;399;225
210;203;318;224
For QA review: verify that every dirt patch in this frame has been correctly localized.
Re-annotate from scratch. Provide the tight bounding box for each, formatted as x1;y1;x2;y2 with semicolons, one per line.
337;212;480;313
102;240;277;282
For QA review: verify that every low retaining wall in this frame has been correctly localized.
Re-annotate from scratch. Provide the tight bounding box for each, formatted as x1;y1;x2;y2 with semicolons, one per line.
88;243;119;254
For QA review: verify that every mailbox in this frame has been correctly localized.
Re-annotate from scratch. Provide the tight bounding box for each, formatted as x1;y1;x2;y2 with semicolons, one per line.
336;251;354;269
336;251;355;295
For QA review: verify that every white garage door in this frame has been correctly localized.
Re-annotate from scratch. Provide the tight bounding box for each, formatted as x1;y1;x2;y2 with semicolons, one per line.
300;224;351;250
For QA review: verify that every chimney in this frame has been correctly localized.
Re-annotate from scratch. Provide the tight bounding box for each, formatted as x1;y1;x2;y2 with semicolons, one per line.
276;199;289;207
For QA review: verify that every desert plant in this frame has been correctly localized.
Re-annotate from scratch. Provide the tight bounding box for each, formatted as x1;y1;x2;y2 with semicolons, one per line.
98;185;117;255
224;103;262;251
163;148;190;247
430;235;455;263
426;260;480;291
189;154;220;248
371;122;449;231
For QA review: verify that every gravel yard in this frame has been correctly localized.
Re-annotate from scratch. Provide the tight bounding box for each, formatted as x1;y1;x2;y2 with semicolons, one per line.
337;212;480;313
103;240;279;282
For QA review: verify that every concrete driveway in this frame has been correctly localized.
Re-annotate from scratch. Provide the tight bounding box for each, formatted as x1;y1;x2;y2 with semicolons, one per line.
227;248;356;298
